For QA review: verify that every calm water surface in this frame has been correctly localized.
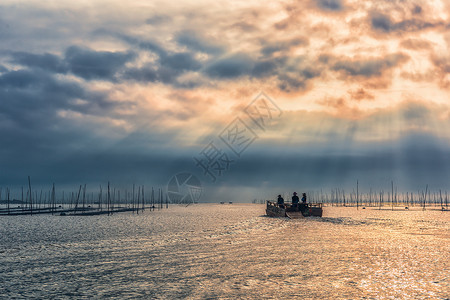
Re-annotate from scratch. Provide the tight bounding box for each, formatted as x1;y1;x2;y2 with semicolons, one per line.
1;204;449;299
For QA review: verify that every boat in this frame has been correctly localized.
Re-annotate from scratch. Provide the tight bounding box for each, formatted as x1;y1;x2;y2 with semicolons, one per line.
266;200;323;218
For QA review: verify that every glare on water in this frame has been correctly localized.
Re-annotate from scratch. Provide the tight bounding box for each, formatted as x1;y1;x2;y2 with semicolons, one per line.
0;204;448;299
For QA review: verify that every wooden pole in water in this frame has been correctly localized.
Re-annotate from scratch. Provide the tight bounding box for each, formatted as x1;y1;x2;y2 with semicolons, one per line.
118;190;120;211
51;183;55;215
107;182;111;216
112;188;115;215
99;185;103;211
124;188;127;209
395;186;398;207
132;184;135;214
356;180;359;210
151;187;155;211
142;186;145;212
82;184;86;211
406;192;409;208
136;186;140;215
379;191;382;210
28;176;33;216
391;181;394;211
7;188;10;215
446;191;448;209
423;184;428;210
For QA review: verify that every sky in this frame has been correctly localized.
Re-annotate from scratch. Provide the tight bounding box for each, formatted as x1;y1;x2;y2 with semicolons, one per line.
1;0;450;202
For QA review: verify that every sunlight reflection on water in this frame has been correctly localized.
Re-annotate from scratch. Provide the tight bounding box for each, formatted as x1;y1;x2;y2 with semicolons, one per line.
0;204;448;299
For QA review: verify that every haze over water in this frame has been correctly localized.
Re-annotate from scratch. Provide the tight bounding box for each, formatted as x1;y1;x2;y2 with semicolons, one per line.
1;204;448;299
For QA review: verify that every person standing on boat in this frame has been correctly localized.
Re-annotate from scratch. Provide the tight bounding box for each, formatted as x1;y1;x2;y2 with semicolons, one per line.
300;193;307;214
301;193;307;203
277;195;285;208
292;192;299;210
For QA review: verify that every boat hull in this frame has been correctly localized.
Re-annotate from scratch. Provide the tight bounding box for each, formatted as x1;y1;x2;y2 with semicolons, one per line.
266;201;323;218
266;202;286;217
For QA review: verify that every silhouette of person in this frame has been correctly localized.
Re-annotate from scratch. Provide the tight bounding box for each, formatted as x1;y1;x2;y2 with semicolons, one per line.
277;195;285;208
292;192;299;210
300;193;307;213
301;193;307;203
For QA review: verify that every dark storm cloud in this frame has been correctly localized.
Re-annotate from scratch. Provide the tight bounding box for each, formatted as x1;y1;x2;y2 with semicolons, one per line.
315;0;344;11
123;65;159;82
175;30;224;55
122;59;202;87
123;65;184;86
260;37;309;57
145;14;171;25
65;46;135;81
370;11;442;33
251;60;278;78
0;67;122;127
105;33;206;87
0;69;43;88
109;32;167;57
0;67;135;187
204;54;254;79
0;64;8;72
278;74;307;91
110;32;320;91
332;53;409;77
197;131;450;193
160;52;202;72
202;52;321;91
10;51;67;73
8;45;139;82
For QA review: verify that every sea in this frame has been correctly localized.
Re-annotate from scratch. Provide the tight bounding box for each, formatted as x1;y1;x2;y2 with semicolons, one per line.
0;204;448;299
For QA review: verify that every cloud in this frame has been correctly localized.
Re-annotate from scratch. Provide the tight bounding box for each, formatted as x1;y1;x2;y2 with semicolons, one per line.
65;46;136;81
430;54;450;88
431;54;450;73
0;0;449;195
160;52;202;72
0;67;123;125
348;88;375;101
332;53;409;78
260;37;309;57
10;51;67;73
315;0;344;11
145;14;171;25
399;38;432;50
175;30;225;55
204;54;254;79
230;21;257;31
0;69;44;89
123;65;159;82
251;60;278;78
369;11;443;34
